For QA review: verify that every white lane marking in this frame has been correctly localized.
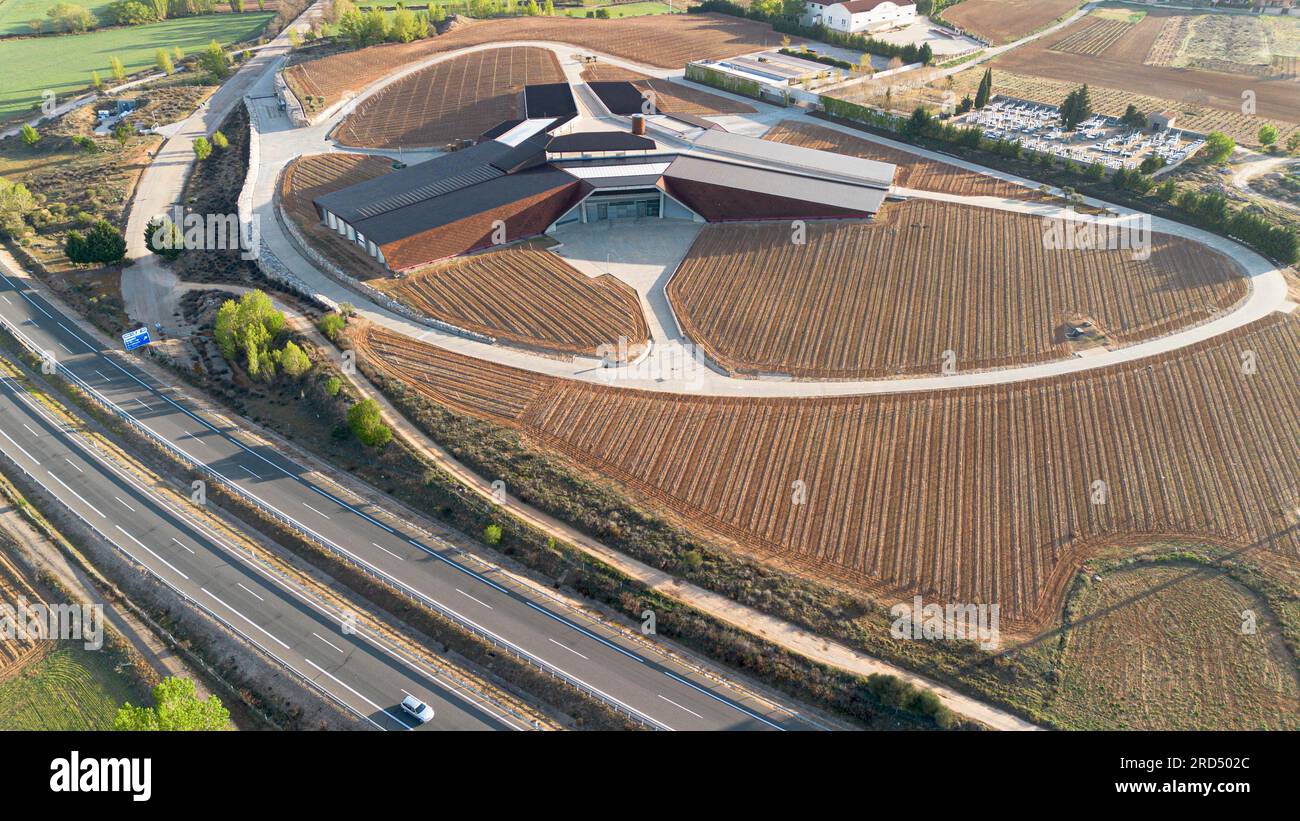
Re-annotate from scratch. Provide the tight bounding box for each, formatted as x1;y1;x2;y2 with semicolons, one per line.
58;342;73;355
312;633;344;653
64;458;82;472
19;291;52;319
47;472;105;518
21;423;38;437
171;537;196;555
114;496;137;512
201;587;289;649
235;582;265;602
662;670;785;731
657;694;704;720
548;638;589;660
302;502;331;519
240;465;260;480
115;525;190;580
0;294;9;303
57;322;97;352
370;541;405;561
135;399;151;411
0;428;40;465
303;658;408;729
93;369;111;382
456;588;493;610
183;431;202;442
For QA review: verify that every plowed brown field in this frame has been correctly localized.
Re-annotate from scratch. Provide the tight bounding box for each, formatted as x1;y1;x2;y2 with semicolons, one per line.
580;63;756;116
285;14;793;111
280;153;395;277
0;551;48;679
666;200;1245;379
334;47;565;149
762;120;1038;199
943;0;1083;45
375;249;650;358
355;313;1300;631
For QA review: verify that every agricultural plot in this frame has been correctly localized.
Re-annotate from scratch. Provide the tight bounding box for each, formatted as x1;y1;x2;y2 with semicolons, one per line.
0;646;142;731
942;0;1083;45
355;312;1300;631
284;13;795;110
665;200;1245;379
1143;12;1300;77
0;0;116;35
0;12;275;122
580;63;756;116
985;9;1300;141
334;47;566;149
1048;16;1135;57
0;552;46;679
944;66;1298;148
762;120;1037;199
1048;563;1300;730
375;249;650;358
280;152;395;276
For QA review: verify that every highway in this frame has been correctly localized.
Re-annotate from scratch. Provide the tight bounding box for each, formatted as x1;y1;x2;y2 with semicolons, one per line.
0;352;518;731
0;266;821;731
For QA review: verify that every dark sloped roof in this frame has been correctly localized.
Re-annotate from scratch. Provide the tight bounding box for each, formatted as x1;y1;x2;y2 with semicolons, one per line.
546;131;656;153
586;81;646;116
314;140;511;224
352;166;578;246
524;83;577;118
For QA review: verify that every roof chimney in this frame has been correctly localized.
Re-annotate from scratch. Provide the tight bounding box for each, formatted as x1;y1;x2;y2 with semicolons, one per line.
631;114;646;136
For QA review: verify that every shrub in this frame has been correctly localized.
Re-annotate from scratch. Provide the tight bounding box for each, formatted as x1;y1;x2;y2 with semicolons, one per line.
483;524;503;545
317;312;345;340
347;398;392;447
65;219;126;265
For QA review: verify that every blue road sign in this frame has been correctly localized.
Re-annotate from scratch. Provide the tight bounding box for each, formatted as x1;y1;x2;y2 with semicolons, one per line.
122;326;151;351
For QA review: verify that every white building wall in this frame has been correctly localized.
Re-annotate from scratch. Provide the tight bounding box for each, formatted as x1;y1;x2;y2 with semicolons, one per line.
803;1;916;34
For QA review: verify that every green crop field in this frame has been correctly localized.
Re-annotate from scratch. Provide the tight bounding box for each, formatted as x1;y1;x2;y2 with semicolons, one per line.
0;644;145;730
0;0;119;36
0;12;273;122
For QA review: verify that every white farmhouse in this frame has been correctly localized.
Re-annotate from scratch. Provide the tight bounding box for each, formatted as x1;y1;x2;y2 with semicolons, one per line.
803;0;917;34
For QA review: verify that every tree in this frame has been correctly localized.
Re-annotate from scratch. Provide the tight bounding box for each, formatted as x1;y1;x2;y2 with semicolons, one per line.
325;376;342;396
211;130;229;150
973;67;992;110
155;47;174;75
904;106;932;138
347;399;392;447
389;4;419;42
275;340;311;377
317;312;345;341
1059;85;1091;131
483;524;503;545
193;136;212;161
1258;124;1278;148
172;45;184;64
112;121;132;146
1203;131;1235;164
1120;103;1145;129
47;2;94;33
20;124;39;147
201;39;229;80
114;677;229;731
232;0;244;10
145;216;184;259
90;69;103;90
1288;132;1300;154
65;219;126;265
0;179;36;239
214;290;286;380
109;55;127;84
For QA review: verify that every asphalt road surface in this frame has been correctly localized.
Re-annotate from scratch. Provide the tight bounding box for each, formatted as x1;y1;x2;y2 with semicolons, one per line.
0;266;822;731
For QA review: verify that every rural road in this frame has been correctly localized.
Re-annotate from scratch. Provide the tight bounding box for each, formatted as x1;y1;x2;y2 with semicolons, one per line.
0;262;819;732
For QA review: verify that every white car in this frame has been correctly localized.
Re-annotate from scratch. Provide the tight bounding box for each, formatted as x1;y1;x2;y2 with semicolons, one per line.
400;695;435;724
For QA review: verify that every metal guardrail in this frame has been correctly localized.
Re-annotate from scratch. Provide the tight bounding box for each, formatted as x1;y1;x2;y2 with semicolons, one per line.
0;313;663;729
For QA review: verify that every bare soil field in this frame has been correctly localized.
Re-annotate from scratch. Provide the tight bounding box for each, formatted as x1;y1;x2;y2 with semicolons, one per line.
1047;16;1134;57
334;47;566;149
354;312;1300;631
762;120;1038;199
280;152;395;277
942;0;1082;45
986;8;1300;140
0;550;46;679
285;13;794;111
375;249;651;358
666;200;1245;379
580;63;756;116
1049;563;1300;729
945;66;1298;148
